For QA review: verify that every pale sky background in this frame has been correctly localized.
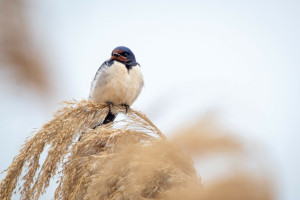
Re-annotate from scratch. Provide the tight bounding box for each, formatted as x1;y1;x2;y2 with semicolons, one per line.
0;0;299;199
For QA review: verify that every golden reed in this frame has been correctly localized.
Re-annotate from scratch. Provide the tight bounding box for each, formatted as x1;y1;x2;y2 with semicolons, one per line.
0;100;273;200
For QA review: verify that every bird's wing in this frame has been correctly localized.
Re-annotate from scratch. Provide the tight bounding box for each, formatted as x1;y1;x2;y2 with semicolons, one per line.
89;60;113;99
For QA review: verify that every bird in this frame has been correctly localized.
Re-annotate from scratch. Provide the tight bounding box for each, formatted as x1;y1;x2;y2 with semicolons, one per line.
89;46;144;125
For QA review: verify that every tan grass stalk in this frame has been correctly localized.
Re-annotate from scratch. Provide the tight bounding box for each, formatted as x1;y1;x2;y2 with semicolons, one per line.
0;100;110;199
82;139;200;200
0;0;49;93
161;173;271;200
171;118;241;155
0;100;273;200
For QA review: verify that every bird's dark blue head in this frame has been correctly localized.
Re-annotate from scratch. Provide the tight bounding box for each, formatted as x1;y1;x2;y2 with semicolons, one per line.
110;46;137;68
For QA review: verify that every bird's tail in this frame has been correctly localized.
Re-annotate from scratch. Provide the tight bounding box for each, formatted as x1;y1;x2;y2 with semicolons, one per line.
102;111;117;125
78;111;117;141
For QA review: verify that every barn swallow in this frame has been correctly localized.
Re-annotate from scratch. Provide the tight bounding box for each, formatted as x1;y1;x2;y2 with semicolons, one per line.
89;46;144;124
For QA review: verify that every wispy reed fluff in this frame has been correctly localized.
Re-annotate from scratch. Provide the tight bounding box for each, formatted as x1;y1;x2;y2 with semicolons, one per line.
0;100;273;200
0;0;49;93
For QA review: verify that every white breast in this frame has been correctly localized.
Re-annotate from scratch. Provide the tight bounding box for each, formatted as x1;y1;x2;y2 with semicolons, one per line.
89;61;144;106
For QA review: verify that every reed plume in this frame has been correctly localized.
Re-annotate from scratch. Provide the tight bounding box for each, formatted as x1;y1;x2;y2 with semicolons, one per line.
0;0;49;93
0;100;273;200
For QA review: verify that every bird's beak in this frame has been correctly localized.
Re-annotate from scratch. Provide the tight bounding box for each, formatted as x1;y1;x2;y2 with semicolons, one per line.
111;52;127;62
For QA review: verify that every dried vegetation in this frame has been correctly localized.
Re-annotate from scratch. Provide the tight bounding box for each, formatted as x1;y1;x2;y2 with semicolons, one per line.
0;0;49;93
0;100;273;200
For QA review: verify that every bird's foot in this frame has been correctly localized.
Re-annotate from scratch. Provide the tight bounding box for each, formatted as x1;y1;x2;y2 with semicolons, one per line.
121;104;129;113
106;101;113;112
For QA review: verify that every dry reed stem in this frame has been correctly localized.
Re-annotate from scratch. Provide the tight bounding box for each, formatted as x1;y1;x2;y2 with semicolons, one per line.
82;139;200;200
0;100;165;200
161;173;271;200
130;109;165;140
0;0;49;93
55;127;160;199
171;118;241;156
0;100;107;199
0;100;273;200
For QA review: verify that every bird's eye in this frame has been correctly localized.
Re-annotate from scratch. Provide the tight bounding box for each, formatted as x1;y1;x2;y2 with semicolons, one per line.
122;52;128;57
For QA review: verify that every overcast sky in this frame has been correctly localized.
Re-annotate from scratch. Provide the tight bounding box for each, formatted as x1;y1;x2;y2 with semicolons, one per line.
0;1;299;199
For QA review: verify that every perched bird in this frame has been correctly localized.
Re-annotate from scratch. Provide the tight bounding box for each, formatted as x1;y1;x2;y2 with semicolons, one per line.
89;46;144;125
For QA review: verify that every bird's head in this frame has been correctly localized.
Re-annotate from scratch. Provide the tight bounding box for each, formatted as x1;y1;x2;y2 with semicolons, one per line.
110;46;137;66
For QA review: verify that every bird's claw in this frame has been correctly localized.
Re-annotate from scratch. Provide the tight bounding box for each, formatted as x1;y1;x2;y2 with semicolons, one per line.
121;104;129;113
